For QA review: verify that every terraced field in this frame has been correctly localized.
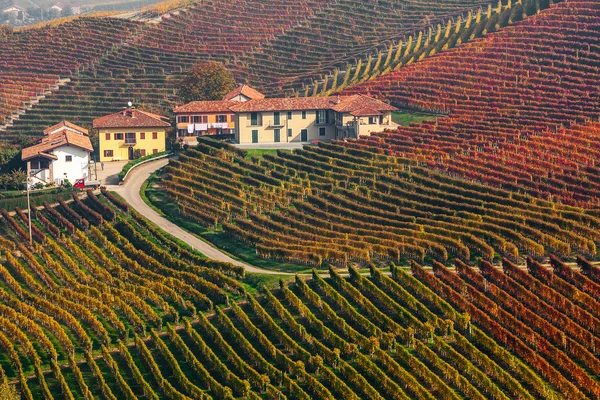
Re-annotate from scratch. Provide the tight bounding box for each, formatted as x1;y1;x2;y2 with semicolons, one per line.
1;189;599;398
0;0;501;140
342;0;600;207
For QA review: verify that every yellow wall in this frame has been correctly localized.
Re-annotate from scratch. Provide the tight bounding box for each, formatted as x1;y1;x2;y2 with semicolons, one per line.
99;127;166;162
235;111;336;144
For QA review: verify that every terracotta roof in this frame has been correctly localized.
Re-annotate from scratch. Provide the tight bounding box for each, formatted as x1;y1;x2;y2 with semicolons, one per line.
22;129;93;161
350;107;382;117
43;120;88;136
93;108;171;129
173;100;239;114
230;95;397;113
222;85;265;101
331;95;397;113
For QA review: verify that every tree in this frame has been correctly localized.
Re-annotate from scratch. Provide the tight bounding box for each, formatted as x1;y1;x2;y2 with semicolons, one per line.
177;61;236;103
61;5;73;17
48;7;60;19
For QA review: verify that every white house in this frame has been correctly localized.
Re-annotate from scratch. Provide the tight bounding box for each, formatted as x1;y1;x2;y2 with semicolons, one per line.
22;121;93;186
2;5;26;19
50;2;80;15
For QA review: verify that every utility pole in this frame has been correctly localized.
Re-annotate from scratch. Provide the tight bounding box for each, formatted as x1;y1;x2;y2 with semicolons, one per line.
26;163;32;247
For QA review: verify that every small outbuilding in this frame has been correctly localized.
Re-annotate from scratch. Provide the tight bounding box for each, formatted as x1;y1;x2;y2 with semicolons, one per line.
22;121;93;186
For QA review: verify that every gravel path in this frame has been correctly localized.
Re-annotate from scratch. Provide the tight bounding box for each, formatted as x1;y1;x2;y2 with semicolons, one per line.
104;158;288;275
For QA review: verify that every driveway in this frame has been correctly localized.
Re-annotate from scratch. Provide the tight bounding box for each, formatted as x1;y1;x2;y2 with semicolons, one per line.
105;158;287;275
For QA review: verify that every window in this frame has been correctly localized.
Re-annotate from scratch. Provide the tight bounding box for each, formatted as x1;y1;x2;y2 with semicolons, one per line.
152;132;158;139
178;116;189;123
301;111;307;119
114;133;123;140
140;149;146;157
65;155;72;162
30;160;40;169
273;111;280;126
125;132;136;145
250;112;259;126
369;116;378;124
152;149;158;154
192;116;200;123
140;132;145;140
319;127;326;136
217;114;227;123
287;111;292;120
316;110;327;124
287;128;293;137
104;150;113;158
105;133;110;141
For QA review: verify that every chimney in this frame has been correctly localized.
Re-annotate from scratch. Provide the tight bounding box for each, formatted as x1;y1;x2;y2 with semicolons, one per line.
122;107;127;116
335;95;341;104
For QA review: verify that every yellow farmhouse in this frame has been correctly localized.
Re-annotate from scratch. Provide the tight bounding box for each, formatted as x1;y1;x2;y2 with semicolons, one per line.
93;107;171;162
230;94;398;144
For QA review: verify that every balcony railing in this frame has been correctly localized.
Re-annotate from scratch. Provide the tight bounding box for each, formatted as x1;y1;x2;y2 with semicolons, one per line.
124;139;137;145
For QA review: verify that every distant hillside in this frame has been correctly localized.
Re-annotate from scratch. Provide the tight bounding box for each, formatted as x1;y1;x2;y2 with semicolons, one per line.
0;0;500;144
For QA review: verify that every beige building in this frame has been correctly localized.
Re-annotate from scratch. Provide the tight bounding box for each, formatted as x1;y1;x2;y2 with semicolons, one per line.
230;95;397;144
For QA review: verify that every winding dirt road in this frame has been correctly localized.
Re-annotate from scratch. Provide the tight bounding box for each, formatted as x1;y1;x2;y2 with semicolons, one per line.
105;158;287;275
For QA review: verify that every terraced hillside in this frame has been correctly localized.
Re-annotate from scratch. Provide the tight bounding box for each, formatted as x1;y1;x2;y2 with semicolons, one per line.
1;189;599;398
233;0;500;95
342;0;600;207
0;18;142;138
161;140;600;266
0;0;499;141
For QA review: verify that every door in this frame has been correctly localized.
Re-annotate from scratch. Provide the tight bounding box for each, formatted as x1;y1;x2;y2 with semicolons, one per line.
273;111;280;126
252;130;259;143
301;129;308;142
274;129;280;143
128;146;134;160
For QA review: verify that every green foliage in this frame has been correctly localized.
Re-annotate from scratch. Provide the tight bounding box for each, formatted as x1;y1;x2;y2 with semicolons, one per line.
0;169;26;191
177;61;237;103
118;151;169;181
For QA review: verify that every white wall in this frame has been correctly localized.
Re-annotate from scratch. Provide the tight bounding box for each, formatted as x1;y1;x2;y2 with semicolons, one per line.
51;146;89;184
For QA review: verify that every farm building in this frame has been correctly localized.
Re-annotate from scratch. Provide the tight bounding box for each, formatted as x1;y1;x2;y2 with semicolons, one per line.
21;121;93;186
93;107;170;162
231;94;397;144
174;85;265;138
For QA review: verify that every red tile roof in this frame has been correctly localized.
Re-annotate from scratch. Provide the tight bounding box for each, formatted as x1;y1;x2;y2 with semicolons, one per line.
22;129;93;161
173;100;239;114
93;108;171;129
230;94;397;113
43;120;88;135
222;85;265;101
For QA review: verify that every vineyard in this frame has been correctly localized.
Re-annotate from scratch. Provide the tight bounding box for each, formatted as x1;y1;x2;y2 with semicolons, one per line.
160;139;600;266
341;0;600;207
0;0;503;140
1;188;599;398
